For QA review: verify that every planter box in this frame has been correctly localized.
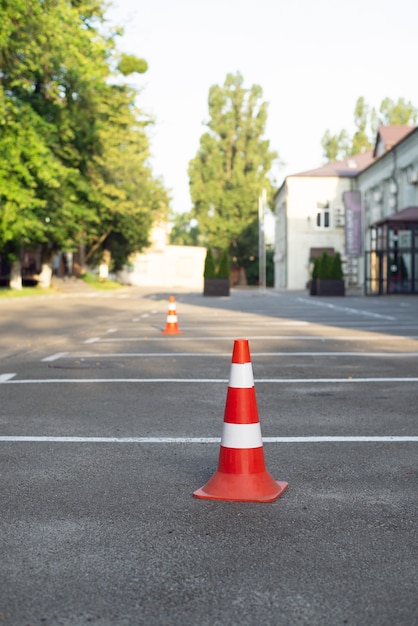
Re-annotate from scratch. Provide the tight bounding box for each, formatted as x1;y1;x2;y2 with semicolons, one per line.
315;279;345;296
203;277;230;297
308;279;317;296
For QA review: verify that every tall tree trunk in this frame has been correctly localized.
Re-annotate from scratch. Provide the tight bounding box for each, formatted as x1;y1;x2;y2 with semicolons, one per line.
38;246;53;288
38;263;52;288
99;249;111;280
85;230;112;263
9;260;22;290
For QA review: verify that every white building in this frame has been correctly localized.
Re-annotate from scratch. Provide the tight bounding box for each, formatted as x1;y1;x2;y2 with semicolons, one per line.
359;126;418;294
274;152;373;289
117;221;206;290
274;125;418;293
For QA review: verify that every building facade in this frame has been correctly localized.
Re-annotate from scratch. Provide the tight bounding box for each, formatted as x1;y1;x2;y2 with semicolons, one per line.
274;126;418;293
359;127;418;294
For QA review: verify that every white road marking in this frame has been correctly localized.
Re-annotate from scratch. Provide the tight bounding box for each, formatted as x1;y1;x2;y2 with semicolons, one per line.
1;377;418;384
0;436;416;443
0;373;16;382
65;351;418;358
41;352;68;362
297;298;396;320
89;335;418;342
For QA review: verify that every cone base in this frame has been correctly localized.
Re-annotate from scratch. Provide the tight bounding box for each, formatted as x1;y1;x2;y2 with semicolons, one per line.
162;327;182;334
193;470;288;503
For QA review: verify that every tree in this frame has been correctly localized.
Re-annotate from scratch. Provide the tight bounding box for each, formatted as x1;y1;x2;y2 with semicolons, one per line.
0;0;169;284
331;252;344;280
318;251;332;279
203;247;216;278
321;129;350;163
351;96;372;155
188;72;278;268
321;96;418;162
375;97;418;130
217;248;230;279
169;211;201;246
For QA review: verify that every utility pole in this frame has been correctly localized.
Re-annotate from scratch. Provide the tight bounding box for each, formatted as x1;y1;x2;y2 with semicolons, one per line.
258;188;267;292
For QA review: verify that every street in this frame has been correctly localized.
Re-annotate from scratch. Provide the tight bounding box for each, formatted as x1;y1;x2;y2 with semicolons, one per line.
1;286;417;626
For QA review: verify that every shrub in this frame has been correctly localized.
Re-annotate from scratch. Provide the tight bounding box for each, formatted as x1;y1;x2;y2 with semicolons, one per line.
203;248;216;278
319;251;332;279
217;249;230;278
315;251;344;279
311;257;320;279
331;252;343;279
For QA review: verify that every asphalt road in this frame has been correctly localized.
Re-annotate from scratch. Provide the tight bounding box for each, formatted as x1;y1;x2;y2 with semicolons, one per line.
1;286;417;626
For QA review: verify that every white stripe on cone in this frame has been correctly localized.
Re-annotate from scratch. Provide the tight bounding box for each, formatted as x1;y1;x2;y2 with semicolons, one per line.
166;315;178;323
228;362;254;388
168;303;176;311
221;422;263;448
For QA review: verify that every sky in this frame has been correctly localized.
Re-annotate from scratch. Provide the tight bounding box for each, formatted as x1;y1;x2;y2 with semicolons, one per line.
105;0;418;215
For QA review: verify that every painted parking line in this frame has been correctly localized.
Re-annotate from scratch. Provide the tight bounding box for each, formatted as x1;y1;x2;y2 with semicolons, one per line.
58;351;418;359
41;352;68;362
297;298;397;320
0;436;416;443
1;377;418;384
84;335;418;343
0;373;16;382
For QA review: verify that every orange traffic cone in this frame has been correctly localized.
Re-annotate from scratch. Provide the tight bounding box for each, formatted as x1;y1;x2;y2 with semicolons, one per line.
193;338;288;502
162;296;182;334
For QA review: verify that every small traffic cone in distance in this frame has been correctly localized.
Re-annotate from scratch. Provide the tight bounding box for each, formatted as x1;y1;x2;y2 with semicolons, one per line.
162;296;182;334
193;338;288;502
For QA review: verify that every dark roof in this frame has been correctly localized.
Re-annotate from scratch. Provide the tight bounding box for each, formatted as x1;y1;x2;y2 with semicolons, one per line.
293;151;374;178
374;206;418;226
373;125;415;157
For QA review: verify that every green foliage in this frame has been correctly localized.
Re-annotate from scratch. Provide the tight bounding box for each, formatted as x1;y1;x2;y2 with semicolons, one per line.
266;248;275;287
0;286;55;298
315;252;344;279
204;247;230;279
188;72;278;259
321;129;350;163
169;211;201;246
331;252;344;280
311;257;320;279
321;96;418;162
81;273;123;290
318;252;332;279
203;248;216;278
0;0;169;272
378;97;418;127
117;53;148;76
217;249;230;278
230;218;258;270
245;248;274;287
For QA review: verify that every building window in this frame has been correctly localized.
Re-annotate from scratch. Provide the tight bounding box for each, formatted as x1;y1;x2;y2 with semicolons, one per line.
316;202;331;229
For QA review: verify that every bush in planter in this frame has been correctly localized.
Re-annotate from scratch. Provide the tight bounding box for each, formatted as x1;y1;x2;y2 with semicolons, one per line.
309;257;320;294
315;251;345;296
217;248;230;279
331;252;343;280
203;247;216;278
318;251;332;279
203;247;230;296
